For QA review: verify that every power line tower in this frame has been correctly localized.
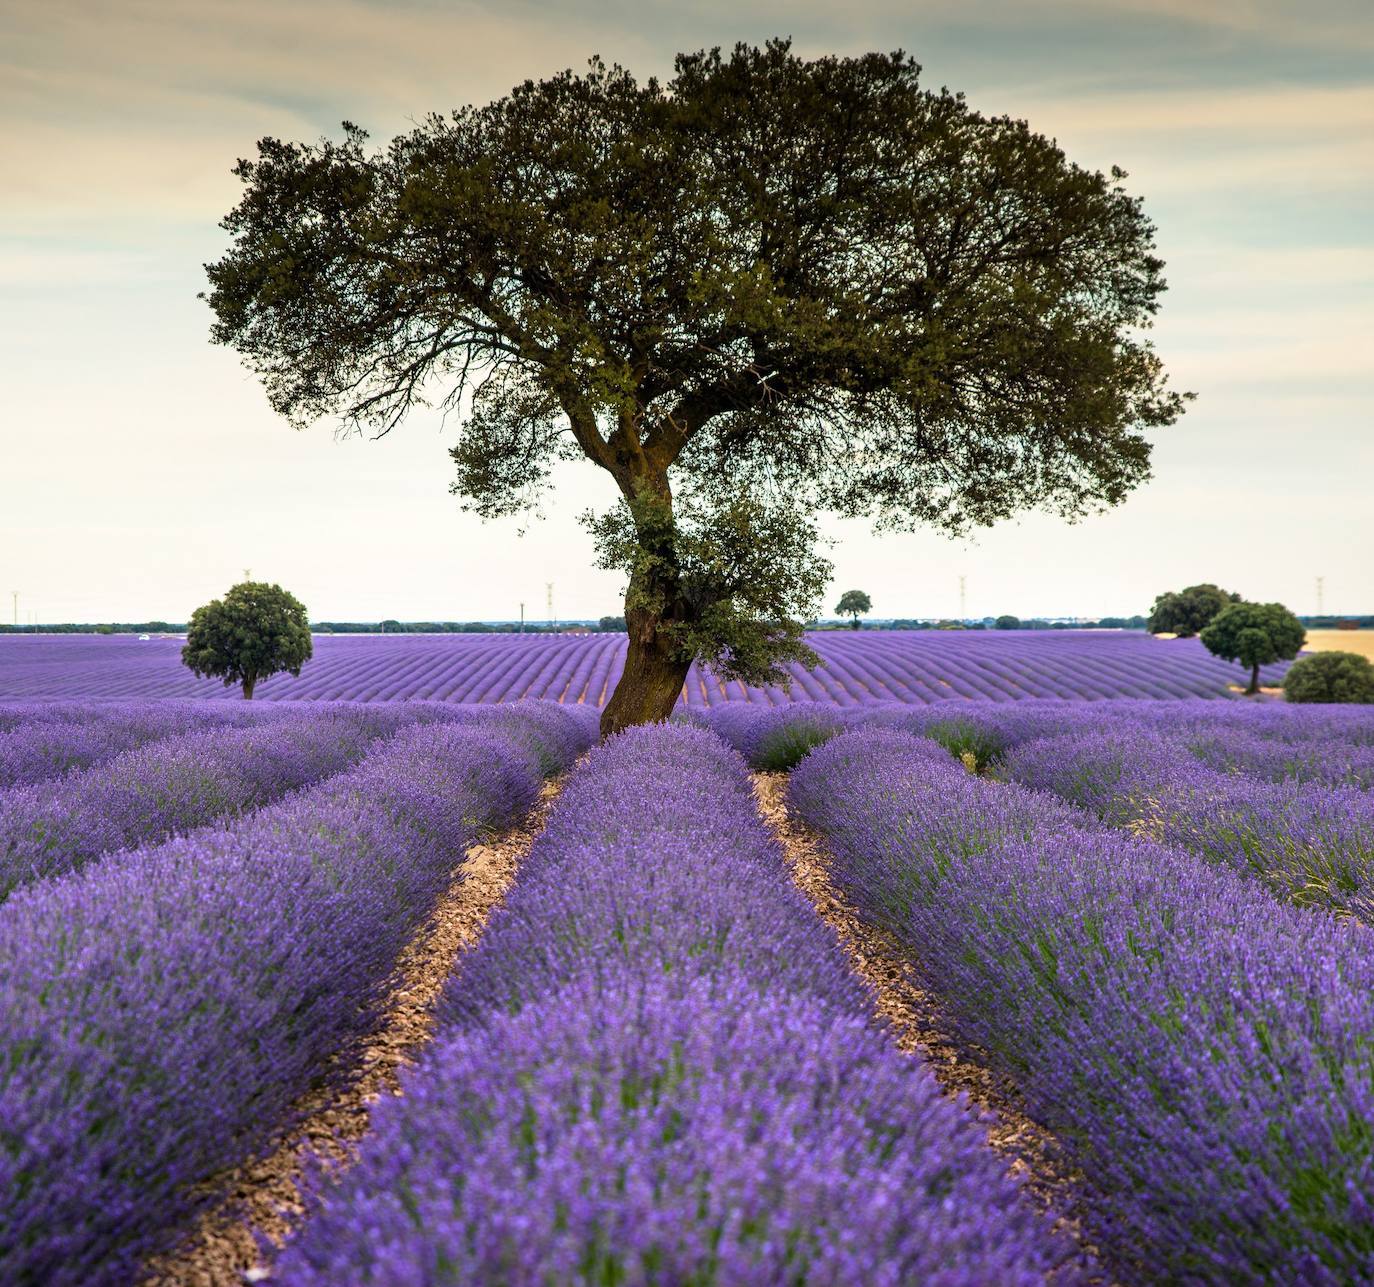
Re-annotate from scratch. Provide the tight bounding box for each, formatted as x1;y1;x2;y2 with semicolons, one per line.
1316;575;1325;617
546;582;556;630
958;575;967;622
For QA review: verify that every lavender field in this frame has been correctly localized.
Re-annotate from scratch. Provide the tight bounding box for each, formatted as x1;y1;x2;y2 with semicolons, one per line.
6;679;1374;1282
0;629;1289;704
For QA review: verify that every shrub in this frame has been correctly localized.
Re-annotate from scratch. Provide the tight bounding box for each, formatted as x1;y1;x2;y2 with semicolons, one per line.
1284;651;1374;704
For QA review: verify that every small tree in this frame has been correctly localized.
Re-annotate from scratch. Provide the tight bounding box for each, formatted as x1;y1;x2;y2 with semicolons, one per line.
1200;601;1304;696
1284;651;1374;704
995;614;1021;630
1148;583;1240;637
182;581;312;699
835;590;872;630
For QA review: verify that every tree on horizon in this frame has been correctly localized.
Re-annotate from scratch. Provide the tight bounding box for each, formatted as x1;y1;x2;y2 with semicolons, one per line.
835;590;873;630
203;39;1191;734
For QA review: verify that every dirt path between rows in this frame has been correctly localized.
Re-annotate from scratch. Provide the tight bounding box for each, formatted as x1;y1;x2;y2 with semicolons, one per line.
144;776;564;1287
752;771;1109;1283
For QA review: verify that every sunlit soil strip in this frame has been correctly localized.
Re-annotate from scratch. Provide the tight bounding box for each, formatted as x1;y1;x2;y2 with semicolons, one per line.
143;777;566;1287
752;771;1108;1283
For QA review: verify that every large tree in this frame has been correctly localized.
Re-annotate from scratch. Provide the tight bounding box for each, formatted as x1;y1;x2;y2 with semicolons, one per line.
202;40;1191;734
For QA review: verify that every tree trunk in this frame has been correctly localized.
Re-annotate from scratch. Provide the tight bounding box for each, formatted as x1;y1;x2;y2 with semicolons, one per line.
242;675;256;700
850;617;860;630
1245;661;1260;696
601;605;692;737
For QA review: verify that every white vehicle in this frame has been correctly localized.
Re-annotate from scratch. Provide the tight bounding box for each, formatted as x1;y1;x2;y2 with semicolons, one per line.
138;634;151;641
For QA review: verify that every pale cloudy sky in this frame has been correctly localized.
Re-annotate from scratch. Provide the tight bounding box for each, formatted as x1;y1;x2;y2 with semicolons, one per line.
2;0;1370;623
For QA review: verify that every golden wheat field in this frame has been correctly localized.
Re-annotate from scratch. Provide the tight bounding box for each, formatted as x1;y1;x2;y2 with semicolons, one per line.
1303;630;1374;660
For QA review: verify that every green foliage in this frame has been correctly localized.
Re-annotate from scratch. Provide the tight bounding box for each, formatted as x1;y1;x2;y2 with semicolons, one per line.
181;581;312;699
995;615;1021;630
203;38;1191;721
1283;651;1374;704
1200;601;1305;694
752;721;841;771
1148;583;1240;637
924;719;1008;773
583;484;828;688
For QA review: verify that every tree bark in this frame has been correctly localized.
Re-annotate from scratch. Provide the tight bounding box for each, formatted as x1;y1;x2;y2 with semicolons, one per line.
242;675;256;700
601;604;692;737
1245;661;1260;696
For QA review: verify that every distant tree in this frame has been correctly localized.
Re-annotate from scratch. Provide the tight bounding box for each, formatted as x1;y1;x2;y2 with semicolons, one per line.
1200;601;1305;696
182;581;312;699
1283;651;1374;704
598;615;628;633
835;590;873;630
379;618;404;633
994;614;1021;630
204;40;1191;734
1148;583;1240;638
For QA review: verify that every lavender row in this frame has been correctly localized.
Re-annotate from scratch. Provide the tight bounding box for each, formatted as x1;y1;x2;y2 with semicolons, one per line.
0;704;595;1285
0;700;290;788
0;698;596;902
790;728;1374;1283
0;704;425;900
273;723;1067;1285
1001;727;1374;921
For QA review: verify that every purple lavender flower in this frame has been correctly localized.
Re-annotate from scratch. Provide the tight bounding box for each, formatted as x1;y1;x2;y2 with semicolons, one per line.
792;727;1374;1282
275;724;1069;1285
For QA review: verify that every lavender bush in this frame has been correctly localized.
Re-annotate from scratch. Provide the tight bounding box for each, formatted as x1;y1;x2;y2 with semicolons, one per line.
274;724;1069;1285
791;728;1374;1283
1002;728;1374;920
0;715;586;1286
0;700;281;788
0;704;427;899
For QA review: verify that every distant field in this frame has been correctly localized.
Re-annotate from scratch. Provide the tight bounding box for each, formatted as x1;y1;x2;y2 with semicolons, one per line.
1303;630;1374;660
0;630;1287;704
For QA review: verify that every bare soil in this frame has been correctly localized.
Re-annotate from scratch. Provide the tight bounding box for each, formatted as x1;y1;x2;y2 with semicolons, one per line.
752;771;1109;1282
143;777;563;1287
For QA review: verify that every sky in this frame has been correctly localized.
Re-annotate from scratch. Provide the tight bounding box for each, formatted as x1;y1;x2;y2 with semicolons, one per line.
2;0;1370;623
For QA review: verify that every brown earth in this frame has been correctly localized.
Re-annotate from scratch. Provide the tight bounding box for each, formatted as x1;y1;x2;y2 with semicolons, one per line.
142;777;563;1287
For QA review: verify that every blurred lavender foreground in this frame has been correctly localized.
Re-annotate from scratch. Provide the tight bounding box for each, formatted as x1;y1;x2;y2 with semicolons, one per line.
791;726;1374;1283
0;704;594;1286
274;725;1072;1285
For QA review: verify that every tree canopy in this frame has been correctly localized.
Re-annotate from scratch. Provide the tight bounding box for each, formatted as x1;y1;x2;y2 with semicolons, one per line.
1147;584;1240;638
835;590;873;629
202;39;1191;732
181;581;312;699
1200;601;1304;695
1283;650;1374;704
